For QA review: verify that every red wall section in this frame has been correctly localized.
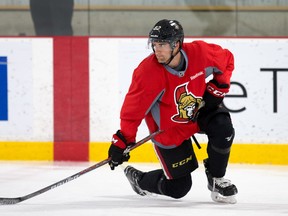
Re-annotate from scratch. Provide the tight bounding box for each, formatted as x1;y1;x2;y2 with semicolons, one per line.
53;37;89;161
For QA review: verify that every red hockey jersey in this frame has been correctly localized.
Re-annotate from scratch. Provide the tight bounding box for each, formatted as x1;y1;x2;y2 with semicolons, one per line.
120;40;234;148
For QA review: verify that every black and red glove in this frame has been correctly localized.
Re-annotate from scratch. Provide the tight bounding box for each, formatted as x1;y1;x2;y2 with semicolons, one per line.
203;79;229;111
108;130;131;170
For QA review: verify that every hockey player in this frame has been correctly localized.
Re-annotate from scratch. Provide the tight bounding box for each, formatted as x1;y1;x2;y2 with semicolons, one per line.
108;19;238;203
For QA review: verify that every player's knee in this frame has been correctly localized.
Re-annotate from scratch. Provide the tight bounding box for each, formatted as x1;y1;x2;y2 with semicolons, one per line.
207;114;235;147
161;174;192;199
209;113;233;132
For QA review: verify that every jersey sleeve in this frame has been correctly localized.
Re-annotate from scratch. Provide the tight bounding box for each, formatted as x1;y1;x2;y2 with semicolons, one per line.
196;41;234;86
120;60;164;143
210;43;234;85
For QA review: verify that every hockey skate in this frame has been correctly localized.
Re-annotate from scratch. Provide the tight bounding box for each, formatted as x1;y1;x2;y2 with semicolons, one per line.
124;166;148;196
203;159;238;204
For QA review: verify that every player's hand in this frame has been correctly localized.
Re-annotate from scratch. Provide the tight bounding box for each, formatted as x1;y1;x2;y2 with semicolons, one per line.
190;100;205;122
108;130;131;170
203;79;229;111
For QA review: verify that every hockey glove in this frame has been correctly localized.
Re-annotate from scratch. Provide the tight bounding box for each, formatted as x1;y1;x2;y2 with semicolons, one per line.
203;79;229;111
190;100;205;122
108;130;131;170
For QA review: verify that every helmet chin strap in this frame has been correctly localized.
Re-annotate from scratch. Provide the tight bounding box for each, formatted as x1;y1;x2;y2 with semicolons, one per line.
163;47;181;66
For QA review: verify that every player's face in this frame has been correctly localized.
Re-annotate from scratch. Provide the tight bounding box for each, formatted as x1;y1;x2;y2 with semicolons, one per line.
152;42;173;63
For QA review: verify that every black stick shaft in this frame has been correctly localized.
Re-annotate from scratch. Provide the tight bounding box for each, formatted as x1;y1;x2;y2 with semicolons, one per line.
0;130;162;205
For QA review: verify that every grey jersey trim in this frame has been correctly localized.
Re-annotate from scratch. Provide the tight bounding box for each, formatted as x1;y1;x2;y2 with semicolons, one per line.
148;89;165;126
164;50;188;78
205;66;223;78
152;139;177;149
147;89;178;149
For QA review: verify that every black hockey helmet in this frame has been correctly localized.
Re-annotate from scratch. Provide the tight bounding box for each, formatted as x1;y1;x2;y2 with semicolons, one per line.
148;19;184;50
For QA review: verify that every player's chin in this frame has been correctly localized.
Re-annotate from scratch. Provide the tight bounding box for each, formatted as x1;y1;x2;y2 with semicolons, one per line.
156;58;167;64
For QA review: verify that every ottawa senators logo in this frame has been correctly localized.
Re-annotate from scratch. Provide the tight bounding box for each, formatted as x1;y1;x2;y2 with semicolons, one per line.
171;82;203;123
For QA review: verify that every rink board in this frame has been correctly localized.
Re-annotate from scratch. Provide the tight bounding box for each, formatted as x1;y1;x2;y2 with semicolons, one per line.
0;141;287;165
0;37;288;164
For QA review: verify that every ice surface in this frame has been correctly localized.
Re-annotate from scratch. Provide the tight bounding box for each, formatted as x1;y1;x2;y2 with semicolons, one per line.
0;162;287;216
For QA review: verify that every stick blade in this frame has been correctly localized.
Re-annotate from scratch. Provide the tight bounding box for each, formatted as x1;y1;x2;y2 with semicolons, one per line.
0;197;22;205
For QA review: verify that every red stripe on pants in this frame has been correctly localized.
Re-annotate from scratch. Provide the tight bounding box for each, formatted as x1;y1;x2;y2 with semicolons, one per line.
53;37;89;161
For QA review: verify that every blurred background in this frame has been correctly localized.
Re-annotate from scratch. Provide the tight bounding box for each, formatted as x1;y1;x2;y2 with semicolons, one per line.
0;0;287;37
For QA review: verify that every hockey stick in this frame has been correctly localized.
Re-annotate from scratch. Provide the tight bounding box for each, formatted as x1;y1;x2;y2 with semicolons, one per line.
0;130;162;205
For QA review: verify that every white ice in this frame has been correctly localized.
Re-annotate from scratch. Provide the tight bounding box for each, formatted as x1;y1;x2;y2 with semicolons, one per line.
0;161;287;216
